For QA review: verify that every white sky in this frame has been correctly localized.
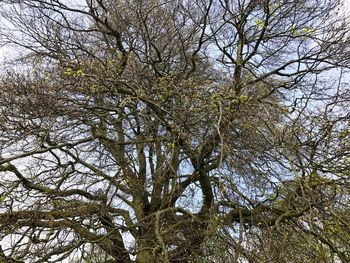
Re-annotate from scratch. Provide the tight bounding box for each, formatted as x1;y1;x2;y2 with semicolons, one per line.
0;0;349;66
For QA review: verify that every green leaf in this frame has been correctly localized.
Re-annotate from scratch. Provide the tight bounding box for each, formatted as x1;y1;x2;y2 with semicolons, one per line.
254;18;265;28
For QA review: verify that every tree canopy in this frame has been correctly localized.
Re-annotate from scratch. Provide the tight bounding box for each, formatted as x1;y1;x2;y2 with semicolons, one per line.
0;0;349;262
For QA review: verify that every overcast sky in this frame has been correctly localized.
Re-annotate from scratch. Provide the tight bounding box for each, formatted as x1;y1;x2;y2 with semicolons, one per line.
0;0;349;65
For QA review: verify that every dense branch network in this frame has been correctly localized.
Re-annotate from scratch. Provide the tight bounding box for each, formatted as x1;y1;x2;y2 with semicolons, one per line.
0;0;349;262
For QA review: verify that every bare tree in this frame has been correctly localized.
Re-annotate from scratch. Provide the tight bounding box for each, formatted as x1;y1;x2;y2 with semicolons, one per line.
0;0;349;262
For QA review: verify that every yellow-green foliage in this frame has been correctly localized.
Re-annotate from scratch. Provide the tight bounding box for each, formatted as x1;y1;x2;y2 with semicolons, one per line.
64;67;84;77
